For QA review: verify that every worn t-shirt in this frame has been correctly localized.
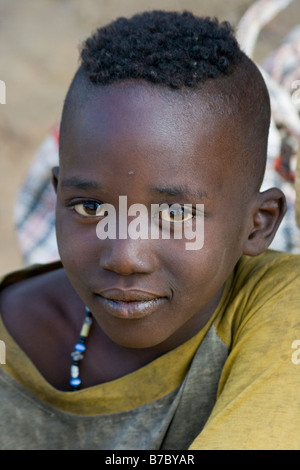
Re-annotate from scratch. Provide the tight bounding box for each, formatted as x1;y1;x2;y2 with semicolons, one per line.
0;250;300;450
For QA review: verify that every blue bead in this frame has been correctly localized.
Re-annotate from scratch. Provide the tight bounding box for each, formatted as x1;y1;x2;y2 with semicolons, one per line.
75;343;86;352
70;377;81;387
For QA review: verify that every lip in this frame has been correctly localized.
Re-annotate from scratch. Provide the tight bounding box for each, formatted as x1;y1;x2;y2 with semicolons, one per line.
95;289;168;320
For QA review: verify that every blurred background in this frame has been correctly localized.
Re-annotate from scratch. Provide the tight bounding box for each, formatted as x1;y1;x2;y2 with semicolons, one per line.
0;0;300;276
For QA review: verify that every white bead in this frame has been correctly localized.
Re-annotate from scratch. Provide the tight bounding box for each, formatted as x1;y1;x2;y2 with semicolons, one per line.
71;351;83;361
71;365;79;378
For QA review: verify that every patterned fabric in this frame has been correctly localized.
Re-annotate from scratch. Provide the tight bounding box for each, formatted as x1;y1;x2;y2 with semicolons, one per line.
14;123;60;265
237;0;300;253
259;13;300;253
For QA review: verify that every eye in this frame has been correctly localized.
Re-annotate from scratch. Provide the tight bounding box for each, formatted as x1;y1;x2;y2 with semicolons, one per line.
160;205;194;223
72;201;106;218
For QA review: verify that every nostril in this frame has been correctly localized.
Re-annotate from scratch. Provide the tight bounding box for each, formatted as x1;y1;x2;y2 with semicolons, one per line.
99;239;155;276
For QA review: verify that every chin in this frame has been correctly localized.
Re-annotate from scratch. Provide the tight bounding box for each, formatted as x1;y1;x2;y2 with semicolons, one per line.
102;321;172;351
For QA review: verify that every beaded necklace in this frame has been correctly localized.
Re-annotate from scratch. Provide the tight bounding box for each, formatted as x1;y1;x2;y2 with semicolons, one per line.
69;306;93;391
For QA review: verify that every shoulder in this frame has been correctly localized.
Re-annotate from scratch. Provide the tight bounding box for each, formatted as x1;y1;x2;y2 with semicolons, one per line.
1;262;70;320
215;250;300;347
234;250;300;331
235;249;300;291
235;250;300;312
0;262;85;358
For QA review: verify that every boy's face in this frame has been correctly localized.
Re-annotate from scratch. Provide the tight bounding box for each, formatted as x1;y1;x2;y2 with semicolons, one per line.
56;82;257;350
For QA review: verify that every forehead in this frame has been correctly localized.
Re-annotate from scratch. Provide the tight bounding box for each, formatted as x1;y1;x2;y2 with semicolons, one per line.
60;81;245;198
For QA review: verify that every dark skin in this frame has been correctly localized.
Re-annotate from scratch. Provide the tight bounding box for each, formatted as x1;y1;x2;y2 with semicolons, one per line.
0;81;286;391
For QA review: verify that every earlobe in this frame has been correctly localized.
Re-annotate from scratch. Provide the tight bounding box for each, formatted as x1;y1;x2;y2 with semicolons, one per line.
52;166;59;194
243;188;287;256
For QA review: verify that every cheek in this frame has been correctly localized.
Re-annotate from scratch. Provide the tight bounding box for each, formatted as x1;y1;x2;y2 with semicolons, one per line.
199;232;247;300
55;207;99;273
165;221;240;302
159;242;220;304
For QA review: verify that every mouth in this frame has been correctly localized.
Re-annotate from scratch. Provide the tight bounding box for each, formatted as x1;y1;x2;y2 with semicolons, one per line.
95;289;168;320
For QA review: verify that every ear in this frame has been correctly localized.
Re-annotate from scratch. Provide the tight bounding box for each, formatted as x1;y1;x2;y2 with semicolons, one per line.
243;188;287;256
52;166;59;194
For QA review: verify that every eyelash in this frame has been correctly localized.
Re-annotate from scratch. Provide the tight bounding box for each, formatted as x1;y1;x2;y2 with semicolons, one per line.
68;200;102;218
68;199;198;223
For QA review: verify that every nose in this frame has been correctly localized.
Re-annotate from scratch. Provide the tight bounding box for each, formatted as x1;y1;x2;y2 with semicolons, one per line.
99;238;157;276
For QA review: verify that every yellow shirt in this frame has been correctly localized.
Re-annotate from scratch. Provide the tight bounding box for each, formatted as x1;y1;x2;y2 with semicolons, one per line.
191;250;300;450
0;250;300;449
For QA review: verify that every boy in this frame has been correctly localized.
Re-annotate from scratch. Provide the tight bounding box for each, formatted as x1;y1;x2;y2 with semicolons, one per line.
0;10;299;450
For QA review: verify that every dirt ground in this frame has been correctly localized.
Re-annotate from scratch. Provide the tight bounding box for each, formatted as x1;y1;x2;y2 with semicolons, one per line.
0;0;299;276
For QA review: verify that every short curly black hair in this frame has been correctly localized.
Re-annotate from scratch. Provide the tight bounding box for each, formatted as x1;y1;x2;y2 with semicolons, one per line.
80;10;243;89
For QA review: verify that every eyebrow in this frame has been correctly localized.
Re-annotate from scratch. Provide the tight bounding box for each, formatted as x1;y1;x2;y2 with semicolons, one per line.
61;177;103;191
150;185;208;200
61;178;208;199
